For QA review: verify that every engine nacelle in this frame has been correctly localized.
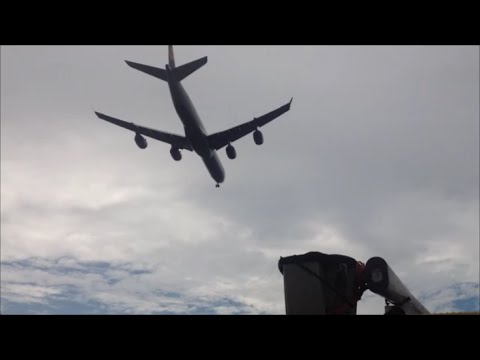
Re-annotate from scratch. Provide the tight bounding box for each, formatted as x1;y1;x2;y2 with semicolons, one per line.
253;129;264;145
170;147;182;161
134;133;148;149
226;144;237;159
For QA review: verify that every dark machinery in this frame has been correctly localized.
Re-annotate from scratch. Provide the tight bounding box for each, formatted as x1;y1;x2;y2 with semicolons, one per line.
278;251;430;315
365;256;430;315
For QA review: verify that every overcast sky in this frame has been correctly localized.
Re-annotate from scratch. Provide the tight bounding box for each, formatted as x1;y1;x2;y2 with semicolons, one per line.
1;45;478;314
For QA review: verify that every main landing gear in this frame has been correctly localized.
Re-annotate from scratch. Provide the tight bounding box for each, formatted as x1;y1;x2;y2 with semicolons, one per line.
216;184;220;188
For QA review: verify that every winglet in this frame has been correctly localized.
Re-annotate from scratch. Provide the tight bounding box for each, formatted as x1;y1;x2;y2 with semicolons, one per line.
289;97;293;106
94;111;105;119
92;108;102;120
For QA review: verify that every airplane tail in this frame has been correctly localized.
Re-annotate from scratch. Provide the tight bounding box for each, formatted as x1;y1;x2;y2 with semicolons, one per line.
168;45;176;68
125;46;207;82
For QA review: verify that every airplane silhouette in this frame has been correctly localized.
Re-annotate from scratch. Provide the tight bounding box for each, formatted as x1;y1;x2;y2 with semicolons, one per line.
95;46;292;188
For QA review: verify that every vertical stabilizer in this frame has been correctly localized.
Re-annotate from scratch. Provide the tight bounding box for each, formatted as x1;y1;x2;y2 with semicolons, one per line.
168;45;176;68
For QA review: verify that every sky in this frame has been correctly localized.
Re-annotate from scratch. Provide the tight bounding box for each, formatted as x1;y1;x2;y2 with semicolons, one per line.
1;45;479;314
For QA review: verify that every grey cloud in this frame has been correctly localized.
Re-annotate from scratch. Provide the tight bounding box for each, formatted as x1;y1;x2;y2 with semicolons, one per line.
0;257;258;314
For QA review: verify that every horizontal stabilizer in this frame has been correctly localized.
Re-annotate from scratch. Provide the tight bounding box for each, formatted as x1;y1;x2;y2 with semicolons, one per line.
125;61;167;81
174;57;208;81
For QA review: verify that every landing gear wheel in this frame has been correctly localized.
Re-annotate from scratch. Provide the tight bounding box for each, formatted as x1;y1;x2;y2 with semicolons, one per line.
216;184;220;188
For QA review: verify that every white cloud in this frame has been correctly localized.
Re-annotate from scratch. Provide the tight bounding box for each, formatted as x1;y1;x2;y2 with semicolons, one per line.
2;283;62;304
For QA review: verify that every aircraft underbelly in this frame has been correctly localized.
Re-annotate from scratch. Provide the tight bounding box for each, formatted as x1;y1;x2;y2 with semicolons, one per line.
202;152;225;183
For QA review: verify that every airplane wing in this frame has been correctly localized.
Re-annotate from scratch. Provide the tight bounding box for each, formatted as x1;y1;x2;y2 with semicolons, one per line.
95;112;193;151
207;98;293;150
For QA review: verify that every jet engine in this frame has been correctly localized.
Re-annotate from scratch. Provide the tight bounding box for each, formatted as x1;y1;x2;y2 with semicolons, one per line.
226;144;237;159
253;129;264;145
170;146;182;161
134;133;148;149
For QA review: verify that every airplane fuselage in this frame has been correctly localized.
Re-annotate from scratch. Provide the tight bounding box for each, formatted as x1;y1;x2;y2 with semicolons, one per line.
165;65;225;185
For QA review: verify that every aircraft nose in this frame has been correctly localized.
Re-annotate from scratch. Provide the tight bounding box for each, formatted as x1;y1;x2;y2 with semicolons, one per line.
215;172;225;184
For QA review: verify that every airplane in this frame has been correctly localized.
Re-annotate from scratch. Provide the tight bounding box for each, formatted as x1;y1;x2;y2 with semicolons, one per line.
95;46;293;188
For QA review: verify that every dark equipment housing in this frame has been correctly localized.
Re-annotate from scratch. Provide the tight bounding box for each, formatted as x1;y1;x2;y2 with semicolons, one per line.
278;252;430;315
